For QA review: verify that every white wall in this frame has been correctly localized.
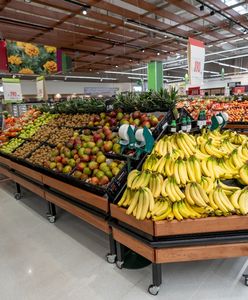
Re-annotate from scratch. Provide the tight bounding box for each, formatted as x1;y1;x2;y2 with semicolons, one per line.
20;80;134;95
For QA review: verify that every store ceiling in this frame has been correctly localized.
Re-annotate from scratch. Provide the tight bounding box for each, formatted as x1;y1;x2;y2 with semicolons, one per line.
0;0;248;82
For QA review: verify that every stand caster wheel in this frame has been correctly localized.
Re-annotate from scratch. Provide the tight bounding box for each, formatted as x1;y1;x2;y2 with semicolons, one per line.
14;193;21;200
148;284;160;296
106;253;116;264
116;260;124;269
47;215;56;223
243;275;248;286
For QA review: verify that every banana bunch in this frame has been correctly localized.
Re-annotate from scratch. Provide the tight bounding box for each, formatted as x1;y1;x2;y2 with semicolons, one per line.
162;177;185;202
208;187;236;215
172;200;204;221
185;182;210;207
239;164;248;185
153;137;175;156
202;139;228;158
142;154;159;171
149;173;163;198
200;176;214;194
127;170;151;189
201;157;227;179
230;188;248;215
119;187;155;220
230;133;247;145
174;132;196;158
216;180;240;196
150;198;173;221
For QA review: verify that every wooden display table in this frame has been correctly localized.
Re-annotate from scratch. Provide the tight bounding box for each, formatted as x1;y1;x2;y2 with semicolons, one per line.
110;204;248;295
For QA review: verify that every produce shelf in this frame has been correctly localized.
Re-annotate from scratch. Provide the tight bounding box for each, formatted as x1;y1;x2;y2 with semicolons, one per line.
110;204;248;237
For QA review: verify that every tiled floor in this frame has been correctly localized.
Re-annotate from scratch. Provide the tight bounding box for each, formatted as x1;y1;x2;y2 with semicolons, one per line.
0;180;247;300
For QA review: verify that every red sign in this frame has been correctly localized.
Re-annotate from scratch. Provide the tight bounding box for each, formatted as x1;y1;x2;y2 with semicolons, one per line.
0;40;8;72
188;86;200;96
233;87;245;95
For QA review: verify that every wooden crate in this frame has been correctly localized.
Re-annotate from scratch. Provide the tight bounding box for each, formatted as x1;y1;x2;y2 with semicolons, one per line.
11;161;43;182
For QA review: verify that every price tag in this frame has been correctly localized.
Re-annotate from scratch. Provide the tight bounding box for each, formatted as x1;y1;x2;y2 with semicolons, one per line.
36;76;48;100
2;78;22;103
162;122;168;130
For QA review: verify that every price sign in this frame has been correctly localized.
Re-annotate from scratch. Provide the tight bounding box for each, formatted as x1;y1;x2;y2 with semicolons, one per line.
188;38;205;86
2;78;22;103
36;76;48;100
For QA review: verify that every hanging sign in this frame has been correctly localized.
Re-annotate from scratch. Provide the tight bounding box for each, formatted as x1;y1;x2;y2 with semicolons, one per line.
188;86;200;96
2;78;22;103
188;38;205;86
36;76;48;100
0;40;8;72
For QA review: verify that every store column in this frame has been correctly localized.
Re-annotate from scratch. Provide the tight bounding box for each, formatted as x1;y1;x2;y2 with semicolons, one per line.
148;61;163;91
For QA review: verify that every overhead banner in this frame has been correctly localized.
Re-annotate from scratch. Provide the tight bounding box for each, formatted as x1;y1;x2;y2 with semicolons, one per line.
2;78;22;103
188;38;205;86
36;76;48;100
0;40;8;72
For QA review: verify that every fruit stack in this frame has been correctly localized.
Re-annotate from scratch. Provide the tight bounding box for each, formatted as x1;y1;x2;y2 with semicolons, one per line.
118;129;248;221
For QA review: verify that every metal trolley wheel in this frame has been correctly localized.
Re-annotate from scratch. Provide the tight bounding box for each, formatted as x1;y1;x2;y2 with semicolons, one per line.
47;215;56;223
116;260;124;269
106;253;117;264
148;284;160;296
14;193;21;200
244;275;248;287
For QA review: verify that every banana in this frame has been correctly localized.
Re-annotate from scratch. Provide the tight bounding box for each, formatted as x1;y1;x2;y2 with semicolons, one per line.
181;133;196;154
178;201;191;219
123;189;134;207
207;157;216;179
176;135;190;158
154;200;169;217
161;179;168;197
238;190;248;215
208;190;219;210
192;156;202;183
170;178;182;201
230;189;242;210
118;188;128;206
213;189;228;213
190;183;207;207
173;202;183;221
144;187;155;211
165;155;174;177
237;146;247;162
174;160;181;185
165;178;176;202
179;134;194;156
126;189;140;215
127;170;140;188
185;183;195;205
239;164;248;185
135;189;144;220
152;205;172;221
178;159;188;185
217;180;240;191
218;188;235;212
195;183;210;204
131;173;142;189
184;201;201;218
232;150;243;168
201;159;212;177
157;157;167;174
140;189;150;220
186;158;196;182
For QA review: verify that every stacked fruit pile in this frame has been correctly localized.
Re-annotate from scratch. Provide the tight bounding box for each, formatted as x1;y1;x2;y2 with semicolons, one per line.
118;130;248;221
0;138;24;154
226;101;248;123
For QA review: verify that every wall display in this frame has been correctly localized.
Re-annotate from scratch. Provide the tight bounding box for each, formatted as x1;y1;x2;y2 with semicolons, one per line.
188;38;205;86
6;40;57;75
2;78;22;103
84;87;119;96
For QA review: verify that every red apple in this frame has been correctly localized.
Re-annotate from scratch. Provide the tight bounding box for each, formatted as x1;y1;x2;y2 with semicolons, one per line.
103;141;113;152
62;157;69;165
81;154;90;162
77;162;87;171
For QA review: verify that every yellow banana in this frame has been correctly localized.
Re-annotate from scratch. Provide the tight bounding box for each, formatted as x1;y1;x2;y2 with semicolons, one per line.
173;202;183;221
126;189;140;215
230;189;242;210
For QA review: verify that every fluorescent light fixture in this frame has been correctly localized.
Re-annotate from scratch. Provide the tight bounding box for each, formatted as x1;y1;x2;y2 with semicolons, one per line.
214;62;248;71
105;71;147;76
128;77;147;80
132;66;147;71
64;76;117;80
163;75;184;79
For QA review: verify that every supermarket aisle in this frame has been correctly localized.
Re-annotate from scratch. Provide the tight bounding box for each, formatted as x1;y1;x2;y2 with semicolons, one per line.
0;181;247;300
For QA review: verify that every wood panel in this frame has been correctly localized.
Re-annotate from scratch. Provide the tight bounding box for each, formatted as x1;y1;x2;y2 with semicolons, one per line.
154;215;248;237
225;124;248;130
155;242;248;263
43;175;108;212
11;173;45;198
0;165;12;179
45;191;110;233
11;162;43;182
0;156;11;167
110;204;154;235
112;227;155;262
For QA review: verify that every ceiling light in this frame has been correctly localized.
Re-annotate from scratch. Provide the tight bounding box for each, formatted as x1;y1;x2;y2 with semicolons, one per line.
105;71;147;76
243;30;247;35
141;49;145;53
115;65;118;68
210;10;215;16
24;0;32;2
82;5;88;15
157;52;160;56
129;59;132;62
200;5;204;11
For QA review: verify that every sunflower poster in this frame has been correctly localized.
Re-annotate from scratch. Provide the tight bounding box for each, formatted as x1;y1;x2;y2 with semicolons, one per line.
6;40;58;75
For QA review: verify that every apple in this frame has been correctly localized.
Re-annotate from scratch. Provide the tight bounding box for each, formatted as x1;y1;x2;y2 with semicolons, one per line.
100;112;106;119
84;129;92;136
132;111;141;119
80;174;89;180
73;154;79;160
90;155;96;161
96;139;104;148
97;154;106;163
112;167;120;176
133;118;141;126
110;162;118;169
93;133;101;142
99;162;108;171
78;148;85;157
87;141;95;148
88;161;98;170
99;175;109;186
62;157;68;165
103;141;113;152
150;116;159;127
109;111;117;118
93;169;99;176
81;154;90;162
83;167;91;175
96;170;105;179
105;170;113;179
120;119;129;125
66;140;74;149
116;112;123;121
68;158;76;168
51;149;59;157
84;148;92;155
109;118;117;126
90;177;99;185
99;132;105;139
55;156;62;163
113;144;121;154
77;162;87;171
75;143;82;151
56;162;63;172
64;150;72;159
73;170;82;179
142;121;151;129
49;162;57;169
92;146;99;155
140;113;148;122
63;165;72;174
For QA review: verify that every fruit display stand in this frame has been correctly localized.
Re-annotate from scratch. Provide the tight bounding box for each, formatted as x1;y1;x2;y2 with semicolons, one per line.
110;202;248;295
